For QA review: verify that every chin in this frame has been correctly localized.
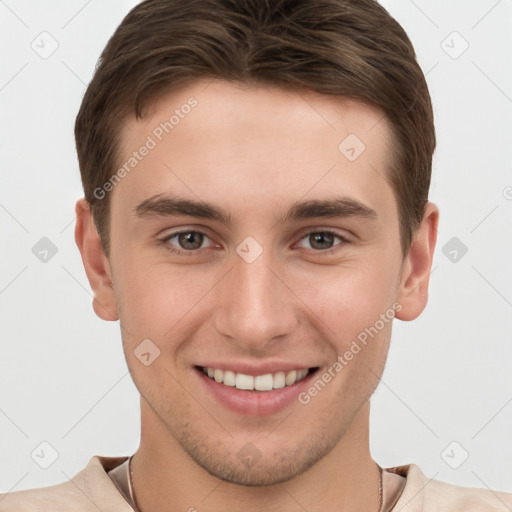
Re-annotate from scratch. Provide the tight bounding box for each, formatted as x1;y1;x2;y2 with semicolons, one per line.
178;428;336;487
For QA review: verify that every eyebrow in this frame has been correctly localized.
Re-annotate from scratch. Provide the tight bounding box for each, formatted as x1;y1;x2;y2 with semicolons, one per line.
133;194;378;226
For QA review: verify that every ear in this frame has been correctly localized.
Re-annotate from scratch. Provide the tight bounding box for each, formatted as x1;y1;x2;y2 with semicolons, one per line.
74;198;119;321
395;202;439;321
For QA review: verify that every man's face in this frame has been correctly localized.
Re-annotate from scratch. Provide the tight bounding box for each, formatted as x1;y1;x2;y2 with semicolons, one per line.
105;80;407;485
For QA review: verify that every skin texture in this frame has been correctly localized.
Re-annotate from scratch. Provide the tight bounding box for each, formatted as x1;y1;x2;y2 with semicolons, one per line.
75;80;438;511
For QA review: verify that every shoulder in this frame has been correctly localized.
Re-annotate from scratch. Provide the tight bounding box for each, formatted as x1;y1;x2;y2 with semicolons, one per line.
0;480;85;511
0;455;133;511
388;463;512;512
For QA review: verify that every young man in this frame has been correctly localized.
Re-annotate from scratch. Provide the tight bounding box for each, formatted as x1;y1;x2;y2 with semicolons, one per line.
2;0;511;510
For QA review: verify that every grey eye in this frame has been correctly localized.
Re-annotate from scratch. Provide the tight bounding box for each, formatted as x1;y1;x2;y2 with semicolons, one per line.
176;232;205;250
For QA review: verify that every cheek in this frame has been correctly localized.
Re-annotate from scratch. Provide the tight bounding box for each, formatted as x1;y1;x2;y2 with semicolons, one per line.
113;258;215;345
301;262;398;340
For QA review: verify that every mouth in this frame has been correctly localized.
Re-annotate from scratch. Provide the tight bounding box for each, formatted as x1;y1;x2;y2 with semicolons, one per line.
195;365;320;391
194;364;322;416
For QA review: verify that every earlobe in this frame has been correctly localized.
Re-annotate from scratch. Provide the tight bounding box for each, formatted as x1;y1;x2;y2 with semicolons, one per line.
395;202;439;321
74;198;119;321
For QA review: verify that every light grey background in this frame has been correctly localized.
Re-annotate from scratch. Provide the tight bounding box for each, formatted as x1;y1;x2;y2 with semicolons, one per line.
1;0;511;495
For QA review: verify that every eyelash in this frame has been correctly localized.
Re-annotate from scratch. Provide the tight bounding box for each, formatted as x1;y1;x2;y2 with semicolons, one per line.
159;229;350;257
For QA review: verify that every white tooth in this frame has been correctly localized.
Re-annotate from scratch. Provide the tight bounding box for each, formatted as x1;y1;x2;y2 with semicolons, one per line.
297;369;308;381
223;370;236;386
207;367;308;390
285;370;297;386
254;373;273;391
236;373;254;390
273;371;286;389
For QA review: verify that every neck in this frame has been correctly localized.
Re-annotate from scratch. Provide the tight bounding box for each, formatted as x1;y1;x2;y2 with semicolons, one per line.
131;399;380;512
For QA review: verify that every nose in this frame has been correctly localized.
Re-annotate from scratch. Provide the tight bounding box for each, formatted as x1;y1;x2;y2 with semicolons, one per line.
213;246;300;353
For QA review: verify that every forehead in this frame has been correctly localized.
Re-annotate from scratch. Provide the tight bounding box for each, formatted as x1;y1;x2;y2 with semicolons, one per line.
123;79;390;148
113;80;396;225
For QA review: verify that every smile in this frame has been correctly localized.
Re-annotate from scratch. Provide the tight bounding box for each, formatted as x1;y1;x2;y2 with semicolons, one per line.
200;366;312;391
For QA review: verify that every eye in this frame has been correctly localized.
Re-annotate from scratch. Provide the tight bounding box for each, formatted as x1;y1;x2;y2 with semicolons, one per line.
296;230;348;252
160;230;216;255
159;228;349;256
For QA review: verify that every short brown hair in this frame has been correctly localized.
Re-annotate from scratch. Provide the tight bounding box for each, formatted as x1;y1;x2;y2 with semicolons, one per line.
75;0;435;257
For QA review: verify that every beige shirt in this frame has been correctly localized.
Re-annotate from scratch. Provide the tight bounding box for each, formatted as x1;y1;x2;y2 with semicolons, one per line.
1;455;511;511
107;456;406;511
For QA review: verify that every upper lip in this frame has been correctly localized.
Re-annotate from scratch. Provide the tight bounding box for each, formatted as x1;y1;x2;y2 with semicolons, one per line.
196;361;318;376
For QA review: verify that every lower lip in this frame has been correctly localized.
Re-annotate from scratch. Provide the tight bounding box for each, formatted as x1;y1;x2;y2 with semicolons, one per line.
195;367;319;416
